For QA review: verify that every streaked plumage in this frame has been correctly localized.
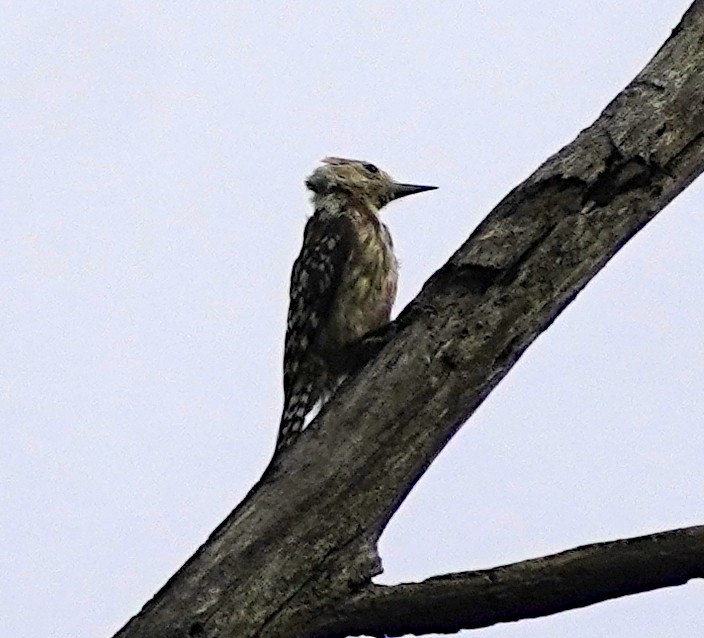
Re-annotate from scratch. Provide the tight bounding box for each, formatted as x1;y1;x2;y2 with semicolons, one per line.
277;157;436;452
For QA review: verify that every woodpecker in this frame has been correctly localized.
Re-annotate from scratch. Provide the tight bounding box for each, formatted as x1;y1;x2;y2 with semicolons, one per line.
277;157;437;452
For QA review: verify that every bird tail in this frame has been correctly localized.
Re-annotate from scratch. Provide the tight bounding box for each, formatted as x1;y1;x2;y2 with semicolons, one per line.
276;382;316;452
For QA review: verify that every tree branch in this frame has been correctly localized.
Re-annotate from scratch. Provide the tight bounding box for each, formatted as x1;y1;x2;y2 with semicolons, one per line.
322;526;704;637
114;3;704;637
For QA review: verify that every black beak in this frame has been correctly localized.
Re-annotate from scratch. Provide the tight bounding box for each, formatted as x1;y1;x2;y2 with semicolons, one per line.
391;182;438;200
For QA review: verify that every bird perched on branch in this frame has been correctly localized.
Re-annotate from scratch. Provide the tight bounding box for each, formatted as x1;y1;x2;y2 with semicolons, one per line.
277;157;437;452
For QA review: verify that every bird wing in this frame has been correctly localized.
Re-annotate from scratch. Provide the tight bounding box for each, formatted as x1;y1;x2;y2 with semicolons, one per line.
283;212;355;397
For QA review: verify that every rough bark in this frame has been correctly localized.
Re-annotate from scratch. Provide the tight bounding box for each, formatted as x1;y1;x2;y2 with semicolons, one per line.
114;3;704;637
322;526;704;637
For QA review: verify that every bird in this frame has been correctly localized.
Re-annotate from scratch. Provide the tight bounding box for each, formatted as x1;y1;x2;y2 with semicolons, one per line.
276;157;437;452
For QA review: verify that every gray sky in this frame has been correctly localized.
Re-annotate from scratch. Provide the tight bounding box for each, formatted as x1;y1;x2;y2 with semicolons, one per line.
2;2;702;637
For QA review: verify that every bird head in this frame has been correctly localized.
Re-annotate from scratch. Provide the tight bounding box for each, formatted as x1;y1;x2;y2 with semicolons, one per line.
306;157;437;211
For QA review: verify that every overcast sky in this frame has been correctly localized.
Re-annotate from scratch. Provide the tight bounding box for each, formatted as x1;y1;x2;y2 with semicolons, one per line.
2;2;702;637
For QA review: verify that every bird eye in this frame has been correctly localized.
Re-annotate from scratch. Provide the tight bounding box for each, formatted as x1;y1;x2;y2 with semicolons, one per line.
363;163;379;174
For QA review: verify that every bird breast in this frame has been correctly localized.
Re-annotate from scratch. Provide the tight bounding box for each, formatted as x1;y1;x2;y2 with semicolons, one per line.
324;213;398;353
